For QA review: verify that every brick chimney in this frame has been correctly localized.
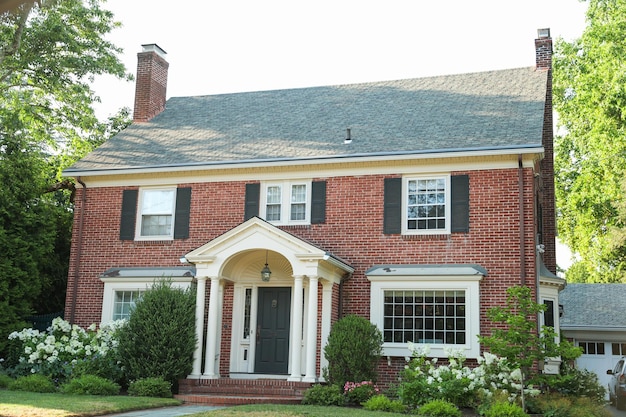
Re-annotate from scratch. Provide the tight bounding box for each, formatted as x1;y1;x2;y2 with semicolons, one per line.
535;28;552;71
133;44;169;123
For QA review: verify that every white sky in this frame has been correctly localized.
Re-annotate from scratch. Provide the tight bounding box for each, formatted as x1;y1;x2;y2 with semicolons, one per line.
90;0;588;269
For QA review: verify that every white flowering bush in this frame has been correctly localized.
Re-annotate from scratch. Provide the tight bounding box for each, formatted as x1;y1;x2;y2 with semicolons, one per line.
7;317;126;383
398;343;538;411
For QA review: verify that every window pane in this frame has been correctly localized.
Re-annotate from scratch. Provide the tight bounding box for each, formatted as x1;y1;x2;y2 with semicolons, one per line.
266;204;281;221
382;289;466;345
266;186;281;204
291;203;306;220
113;291;142;320
291;185;306;203
140;189;175;237
142;190;174;214
141;214;172;236
407;178;446;231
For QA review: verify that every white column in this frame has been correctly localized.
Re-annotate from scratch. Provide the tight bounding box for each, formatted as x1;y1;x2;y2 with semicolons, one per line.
319;280;333;381
190;276;207;378
203;276;221;378
288;275;304;381
303;275;319;382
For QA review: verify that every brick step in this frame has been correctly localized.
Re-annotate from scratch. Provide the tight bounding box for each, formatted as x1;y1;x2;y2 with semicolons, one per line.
175;393;304;406
177;378;312;405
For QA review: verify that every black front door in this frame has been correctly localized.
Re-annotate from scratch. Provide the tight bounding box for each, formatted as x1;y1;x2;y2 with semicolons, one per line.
255;287;291;374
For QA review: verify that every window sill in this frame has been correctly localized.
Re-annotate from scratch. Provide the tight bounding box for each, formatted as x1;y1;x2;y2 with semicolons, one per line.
125;240;175;246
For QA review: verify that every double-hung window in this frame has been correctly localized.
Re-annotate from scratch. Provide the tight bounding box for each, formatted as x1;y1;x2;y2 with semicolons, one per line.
404;176;450;234
261;181;311;225
383;175;468;235
137;188;176;238
120;187;191;241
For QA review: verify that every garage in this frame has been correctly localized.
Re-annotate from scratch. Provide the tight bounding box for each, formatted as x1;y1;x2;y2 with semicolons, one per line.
559;284;626;400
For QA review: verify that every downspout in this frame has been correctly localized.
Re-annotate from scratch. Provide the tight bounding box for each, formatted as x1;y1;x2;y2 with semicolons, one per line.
518;155;526;286
69;177;86;324
338;272;353;320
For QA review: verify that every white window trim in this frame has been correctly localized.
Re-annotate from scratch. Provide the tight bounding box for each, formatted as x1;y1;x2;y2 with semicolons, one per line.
402;175;451;235
135;187;177;240
100;279;192;325
369;275;481;359
260;180;312;225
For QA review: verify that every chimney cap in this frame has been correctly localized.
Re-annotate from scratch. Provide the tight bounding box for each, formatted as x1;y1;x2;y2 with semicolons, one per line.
537;28;551;39
141;43;167;57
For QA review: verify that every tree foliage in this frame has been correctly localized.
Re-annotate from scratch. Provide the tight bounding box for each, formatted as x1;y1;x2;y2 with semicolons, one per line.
553;0;626;282
478;286;581;410
0;0;131;353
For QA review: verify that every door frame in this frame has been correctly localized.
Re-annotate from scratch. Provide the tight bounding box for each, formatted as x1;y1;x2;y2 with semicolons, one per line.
230;283;307;376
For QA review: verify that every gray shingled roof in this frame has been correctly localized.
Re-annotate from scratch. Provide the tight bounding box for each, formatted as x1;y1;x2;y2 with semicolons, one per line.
67;67;548;173
560;284;626;329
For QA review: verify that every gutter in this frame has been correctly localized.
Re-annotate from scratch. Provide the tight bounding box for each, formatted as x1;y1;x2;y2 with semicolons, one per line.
63;145;545;178
68;177;86;324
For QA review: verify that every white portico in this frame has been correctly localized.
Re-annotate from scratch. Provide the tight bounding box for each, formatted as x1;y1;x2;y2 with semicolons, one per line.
183;217;352;382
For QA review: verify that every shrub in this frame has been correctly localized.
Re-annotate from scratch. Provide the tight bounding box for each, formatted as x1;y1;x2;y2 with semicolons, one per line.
9;374;56;393
526;393;610;417
416;399;461;417
398;345;538;410
128;377;173;398
483;401;528;417
0;373;13;388
344;380;379;404
323;315;382;388
71;353;124;386
363;394;406;413
302;384;345;406
61;374;120;395
534;365;605;404
6;318;124;383
117;279;196;390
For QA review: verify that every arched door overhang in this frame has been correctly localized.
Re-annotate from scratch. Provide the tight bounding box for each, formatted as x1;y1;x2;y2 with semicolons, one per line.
183;217;353;381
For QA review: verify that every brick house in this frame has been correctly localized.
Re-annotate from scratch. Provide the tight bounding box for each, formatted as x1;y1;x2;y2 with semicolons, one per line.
63;29;564;390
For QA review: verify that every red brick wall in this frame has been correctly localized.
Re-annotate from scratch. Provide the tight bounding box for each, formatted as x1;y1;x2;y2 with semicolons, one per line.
65;167;539;376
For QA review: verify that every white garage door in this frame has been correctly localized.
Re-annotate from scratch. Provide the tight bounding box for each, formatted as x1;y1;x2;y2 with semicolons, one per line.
576;341;626;399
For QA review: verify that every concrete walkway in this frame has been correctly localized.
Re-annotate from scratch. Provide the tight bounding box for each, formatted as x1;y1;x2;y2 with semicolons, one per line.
104;405;225;417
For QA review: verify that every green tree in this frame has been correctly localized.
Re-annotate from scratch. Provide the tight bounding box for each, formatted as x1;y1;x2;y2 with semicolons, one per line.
478;286;581;411
117;280;196;389
553;0;626;282
0;0;131;352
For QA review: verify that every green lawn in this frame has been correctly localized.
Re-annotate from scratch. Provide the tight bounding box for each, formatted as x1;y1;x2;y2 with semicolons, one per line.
0;389;181;417
198;404;409;417
0;390;413;417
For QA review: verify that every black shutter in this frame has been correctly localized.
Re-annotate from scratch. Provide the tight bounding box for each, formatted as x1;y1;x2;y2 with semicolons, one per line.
120;189;138;240
451;174;470;233
173;187;192;239
311;181;327;224
383;178;402;234
244;183;260;220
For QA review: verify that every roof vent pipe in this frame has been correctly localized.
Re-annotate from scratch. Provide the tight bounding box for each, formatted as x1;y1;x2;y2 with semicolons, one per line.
344;128;352;144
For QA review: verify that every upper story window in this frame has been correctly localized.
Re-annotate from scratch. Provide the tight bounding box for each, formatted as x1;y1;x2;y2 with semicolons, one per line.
261;181;311;225
120;187;191;241
384;175;469;235
138;188;176;238
404;177;449;234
